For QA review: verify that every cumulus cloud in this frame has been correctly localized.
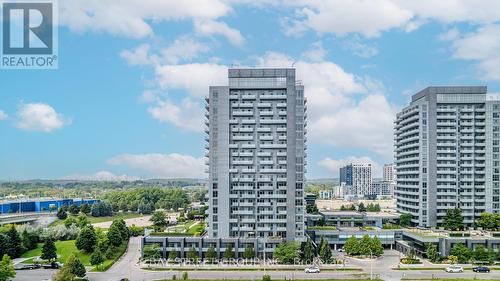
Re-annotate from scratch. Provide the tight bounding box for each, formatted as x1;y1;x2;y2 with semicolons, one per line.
108;153;205;178
342;37;378;58
301;41;327;62
194;19;245;46
120;44;158;66
256;52;396;155
154;63;227;97
64;171;139;181
15;103;70;132
147;96;205;132
161;36;210;64
59;0;231;38
319;156;383;178
0;110;7;120
448;24;500;80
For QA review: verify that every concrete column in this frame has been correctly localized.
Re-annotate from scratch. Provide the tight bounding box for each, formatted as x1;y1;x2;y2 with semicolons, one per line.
181;239;185;258
235;239;239;258
216;239;221;259
199;239;203;260
162;238;167;258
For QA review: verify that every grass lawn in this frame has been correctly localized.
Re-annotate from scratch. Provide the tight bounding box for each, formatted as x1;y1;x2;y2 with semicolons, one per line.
21;240;91;265
50;212;144;227
21;239;128;271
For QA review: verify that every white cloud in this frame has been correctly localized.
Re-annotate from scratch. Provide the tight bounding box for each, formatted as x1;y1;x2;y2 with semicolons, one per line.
319;156;383;178
342;37;378;58
257;52;396;156
15;103;70;132
194;19;245;46
108;153;205;178
120;44;158;66
285;0;413;37
161;36;210;64
64;171;139;181
147;96;204;132
301;41;326;62
59;0;231;38
154;63;227;97
449;24;500;80
0;110;7;120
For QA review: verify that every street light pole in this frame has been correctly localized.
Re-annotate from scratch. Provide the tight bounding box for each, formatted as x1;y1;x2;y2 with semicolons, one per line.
370;250;373;280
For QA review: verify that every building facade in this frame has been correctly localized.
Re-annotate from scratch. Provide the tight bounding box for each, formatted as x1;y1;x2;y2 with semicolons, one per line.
0;198;99;214
205;68;306;242
395;86;500;227
383;163;395;182
371;180;395;197
340;164;372;196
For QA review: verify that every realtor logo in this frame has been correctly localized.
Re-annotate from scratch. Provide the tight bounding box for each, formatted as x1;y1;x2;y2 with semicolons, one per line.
1;0;58;69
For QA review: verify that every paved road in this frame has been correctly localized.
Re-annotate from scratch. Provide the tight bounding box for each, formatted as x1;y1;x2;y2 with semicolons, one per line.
14;242;500;281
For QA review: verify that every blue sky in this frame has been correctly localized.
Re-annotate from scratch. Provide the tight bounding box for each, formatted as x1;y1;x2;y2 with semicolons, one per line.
1;1;500;180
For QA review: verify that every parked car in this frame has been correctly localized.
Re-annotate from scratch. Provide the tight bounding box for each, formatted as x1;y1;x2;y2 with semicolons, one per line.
14;263;41;270
338;248;345;252
42;262;63;269
473;266;490;273
445;265;464;273
305;266;320;273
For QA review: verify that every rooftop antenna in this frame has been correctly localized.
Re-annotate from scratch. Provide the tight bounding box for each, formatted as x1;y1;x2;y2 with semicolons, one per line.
291;61;296;67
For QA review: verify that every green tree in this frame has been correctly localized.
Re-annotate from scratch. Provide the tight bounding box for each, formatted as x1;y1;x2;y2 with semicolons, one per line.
6;226;22;259
68;204;79;215
473;245;490;263
187;246;199;262
425;243;438;263
80;203;91;215
90;247;104;266
41;239;57;261
64;216;78;228
274;242;300;264
150;211;167;228
223;244;235;260
168;250;178;261
143;244;161;259
319;237;332;263
243;245;255;259
57;208;67;220
75;225;97;253
340;205;346;211
77;214;90;228
371;236;384;256
110;219;129;242
107;223;123;247
0;254;16;281
450;243;471;264
359;235;372;256
21;229;38;251
349;204;356;211
66;255;86;277
443;208;464;231
357;202;366;212
205;246;216;262
476;212;499;230
302;238;314;263
343;236;359;256
399;213;412;227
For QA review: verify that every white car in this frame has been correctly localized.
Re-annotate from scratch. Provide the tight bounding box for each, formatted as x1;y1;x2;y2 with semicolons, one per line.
305;266;320;273
445;265;464;273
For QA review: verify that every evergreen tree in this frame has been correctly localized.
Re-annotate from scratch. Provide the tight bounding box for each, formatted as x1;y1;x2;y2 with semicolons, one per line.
90;248;104;266
80;203;91;215
0;254;16;281
66;255;86;277
399;213;412;227
187;246;199;262
41;239;57;261
357;202;366;212
57;208;67;220
243;245;255;259
6;226;22;258
303;238;314;263
0;235;11;258
223;244;235;260
21;229;38;251
107;224;123;247
319;237;332;263
68;204;79;215
76;225;97;253
371;236;384;256
205;246;216;262
450;243;471;264
443;208;464;231
168;251;178;261
426;243;438;263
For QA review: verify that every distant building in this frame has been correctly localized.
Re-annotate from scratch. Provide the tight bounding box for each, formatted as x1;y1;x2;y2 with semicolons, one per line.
383;163;395;182
339;164;372;197
0;198;99;214
371;180;395;197
319;190;332;200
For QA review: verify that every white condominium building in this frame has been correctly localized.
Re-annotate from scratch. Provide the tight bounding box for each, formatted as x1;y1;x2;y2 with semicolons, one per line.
395;86;500;227
383;163;395;182
205;68;307;242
